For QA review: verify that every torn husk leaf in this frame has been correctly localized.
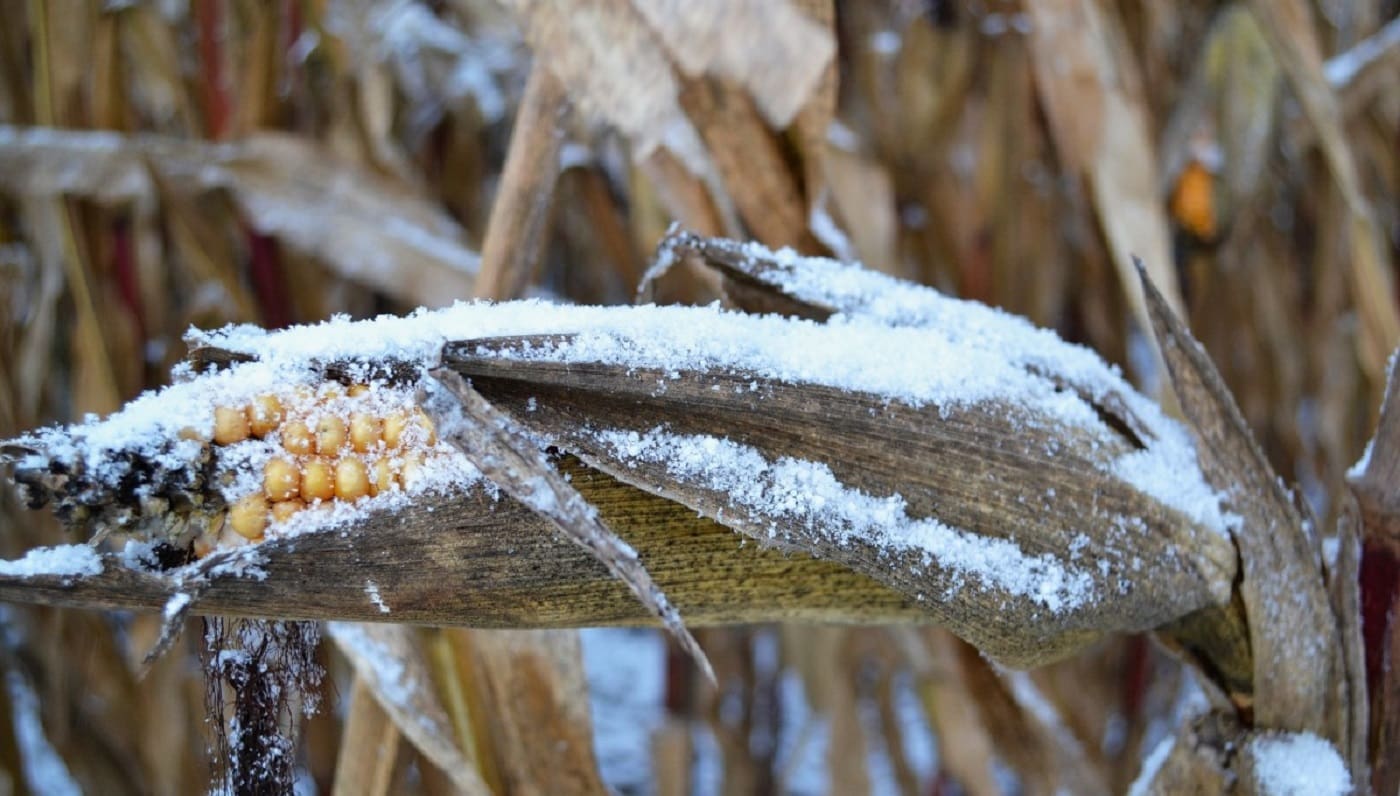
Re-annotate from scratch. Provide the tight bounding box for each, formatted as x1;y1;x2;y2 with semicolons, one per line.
427;367;715;684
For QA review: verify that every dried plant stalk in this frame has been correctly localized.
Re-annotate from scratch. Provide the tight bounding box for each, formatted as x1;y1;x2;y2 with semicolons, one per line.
471;63;567;301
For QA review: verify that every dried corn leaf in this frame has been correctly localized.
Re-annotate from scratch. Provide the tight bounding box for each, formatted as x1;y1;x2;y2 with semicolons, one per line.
1245;0;1400;380
630;0;834;129
498;0;712;177
1138;264;1343;741
1025;0;1184;331
0;126;479;307
471;64;566;301
679;76;810;248
458;629;608;794
332;676;405;795
328;622;491;795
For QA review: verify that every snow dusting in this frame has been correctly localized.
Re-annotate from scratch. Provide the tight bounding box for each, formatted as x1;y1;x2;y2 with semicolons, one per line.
364;580;391;614
1347;437;1373;480
591;425;1095;613
0;545;102;579
1248;732;1351;796
162;591;192;621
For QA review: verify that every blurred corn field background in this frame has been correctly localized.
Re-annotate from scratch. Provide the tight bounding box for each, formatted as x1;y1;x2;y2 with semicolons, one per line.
0;0;1396;793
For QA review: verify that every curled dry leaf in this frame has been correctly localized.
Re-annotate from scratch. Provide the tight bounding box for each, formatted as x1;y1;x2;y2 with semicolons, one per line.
0;125;479;308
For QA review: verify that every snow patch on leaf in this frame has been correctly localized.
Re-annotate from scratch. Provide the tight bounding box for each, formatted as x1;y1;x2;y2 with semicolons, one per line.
1248;732;1350;796
591;425;1095;613
0;545;102;579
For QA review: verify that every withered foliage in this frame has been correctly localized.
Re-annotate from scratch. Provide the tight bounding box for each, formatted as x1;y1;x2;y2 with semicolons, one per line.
0;1;1397;794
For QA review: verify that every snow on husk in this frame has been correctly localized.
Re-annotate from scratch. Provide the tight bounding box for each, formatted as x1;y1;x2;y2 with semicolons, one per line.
0;545;102;579
590;425;1095;612
1248;732;1351;796
6;240;1228;592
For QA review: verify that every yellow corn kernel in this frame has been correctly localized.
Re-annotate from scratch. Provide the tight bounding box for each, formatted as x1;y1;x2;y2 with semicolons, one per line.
301;458;335;502
349;413;383;453
249;394;284;438
335;458;370;501
370;458;396;496
263;457;301;501
229;494;268;540
398;453;426;490
413;408;438;445
1171;160;1217;240
271;498;305;523
347;383;370;397
281;420;314;455
315;415;347;454
178;426;207;442
213;406;250;445
382;411;408;449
